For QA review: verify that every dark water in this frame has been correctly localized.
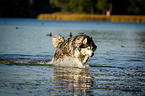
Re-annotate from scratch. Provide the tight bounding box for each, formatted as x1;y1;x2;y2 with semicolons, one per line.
0;18;145;96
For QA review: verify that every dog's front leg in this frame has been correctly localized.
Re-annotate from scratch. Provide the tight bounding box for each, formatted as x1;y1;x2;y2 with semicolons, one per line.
73;49;85;68
82;55;89;64
74;58;83;65
74;57;87;68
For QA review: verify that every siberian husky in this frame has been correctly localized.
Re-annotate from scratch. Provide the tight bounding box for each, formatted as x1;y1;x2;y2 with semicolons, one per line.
52;35;97;67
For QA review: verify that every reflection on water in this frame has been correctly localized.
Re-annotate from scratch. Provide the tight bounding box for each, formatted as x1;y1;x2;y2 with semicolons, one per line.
52;66;93;95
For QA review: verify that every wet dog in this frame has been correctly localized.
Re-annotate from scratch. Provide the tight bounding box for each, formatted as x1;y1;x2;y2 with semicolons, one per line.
52;35;97;67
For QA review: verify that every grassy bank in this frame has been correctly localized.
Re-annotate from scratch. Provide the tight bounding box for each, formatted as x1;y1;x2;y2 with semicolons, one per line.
37;13;145;23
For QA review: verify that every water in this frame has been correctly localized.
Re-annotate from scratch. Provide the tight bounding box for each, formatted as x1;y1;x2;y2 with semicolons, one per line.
0;18;145;96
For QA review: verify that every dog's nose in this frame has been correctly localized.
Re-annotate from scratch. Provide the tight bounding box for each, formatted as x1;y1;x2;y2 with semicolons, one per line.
91;53;94;57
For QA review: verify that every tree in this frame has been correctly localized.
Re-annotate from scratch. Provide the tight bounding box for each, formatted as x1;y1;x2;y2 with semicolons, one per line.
50;0;70;12
96;0;109;14
127;0;145;15
50;0;96;14
68;0;85;13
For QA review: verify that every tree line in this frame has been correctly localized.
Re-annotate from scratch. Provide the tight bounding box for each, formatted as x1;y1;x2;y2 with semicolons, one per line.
0;0;145;18
50;0;145;15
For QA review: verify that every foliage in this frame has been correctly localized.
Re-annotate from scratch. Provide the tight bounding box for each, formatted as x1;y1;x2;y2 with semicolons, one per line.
50;0;70;12
50;0;145;15
96;0;109;14
50;0;96;14
127;0;145;15
0;0;145;18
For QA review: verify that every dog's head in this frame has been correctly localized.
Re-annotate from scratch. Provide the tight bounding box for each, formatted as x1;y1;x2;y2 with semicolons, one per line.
80;37;97;57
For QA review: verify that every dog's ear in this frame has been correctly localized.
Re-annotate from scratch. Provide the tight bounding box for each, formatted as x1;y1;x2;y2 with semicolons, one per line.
83;38;87;44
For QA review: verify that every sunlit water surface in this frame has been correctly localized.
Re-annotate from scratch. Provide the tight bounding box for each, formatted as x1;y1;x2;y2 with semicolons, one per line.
0;18;145;96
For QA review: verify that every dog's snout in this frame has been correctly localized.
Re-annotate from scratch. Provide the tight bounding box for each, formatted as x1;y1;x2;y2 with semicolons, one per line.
91;53;94;57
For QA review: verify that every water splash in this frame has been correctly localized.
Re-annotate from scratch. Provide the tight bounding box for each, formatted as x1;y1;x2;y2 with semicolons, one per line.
52;58;90;68
0;58;90;68
0;59;53;66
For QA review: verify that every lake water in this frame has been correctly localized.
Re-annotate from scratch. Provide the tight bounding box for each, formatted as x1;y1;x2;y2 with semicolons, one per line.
0;18;145;96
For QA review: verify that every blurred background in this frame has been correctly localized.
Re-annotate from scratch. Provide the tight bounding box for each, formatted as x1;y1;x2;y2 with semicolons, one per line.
0;0;145;18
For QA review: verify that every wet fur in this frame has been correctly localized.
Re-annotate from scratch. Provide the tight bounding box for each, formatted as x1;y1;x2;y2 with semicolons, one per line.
52;35;97;67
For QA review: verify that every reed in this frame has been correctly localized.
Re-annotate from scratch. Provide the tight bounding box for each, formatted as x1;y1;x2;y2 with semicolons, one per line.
37;13;145;23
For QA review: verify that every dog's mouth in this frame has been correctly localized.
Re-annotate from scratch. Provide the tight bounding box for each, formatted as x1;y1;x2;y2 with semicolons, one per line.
86;52;94;57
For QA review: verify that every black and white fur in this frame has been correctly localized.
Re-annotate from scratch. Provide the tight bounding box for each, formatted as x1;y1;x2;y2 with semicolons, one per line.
52;35;97;67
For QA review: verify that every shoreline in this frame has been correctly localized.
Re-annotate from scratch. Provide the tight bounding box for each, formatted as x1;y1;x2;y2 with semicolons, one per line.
37;13;145;23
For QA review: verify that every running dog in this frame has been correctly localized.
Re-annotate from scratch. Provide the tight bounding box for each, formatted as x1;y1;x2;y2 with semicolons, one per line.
52;35;97;67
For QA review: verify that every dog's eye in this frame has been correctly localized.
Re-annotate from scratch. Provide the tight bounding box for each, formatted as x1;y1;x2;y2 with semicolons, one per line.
80;44;89;48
